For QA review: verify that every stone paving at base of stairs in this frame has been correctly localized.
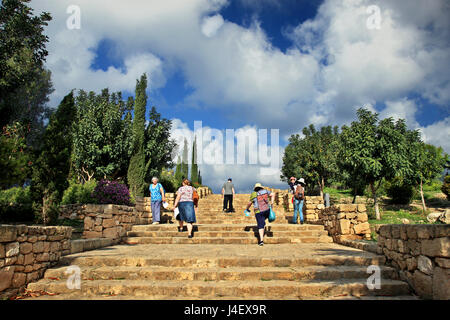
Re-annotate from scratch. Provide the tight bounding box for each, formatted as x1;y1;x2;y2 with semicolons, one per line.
58;242;379;261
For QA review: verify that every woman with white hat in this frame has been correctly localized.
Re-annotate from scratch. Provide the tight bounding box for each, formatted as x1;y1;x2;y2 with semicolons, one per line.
244;183;275;246
293;178;305;224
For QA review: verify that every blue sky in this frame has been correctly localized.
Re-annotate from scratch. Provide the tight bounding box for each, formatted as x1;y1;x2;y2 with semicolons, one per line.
30;0;450;192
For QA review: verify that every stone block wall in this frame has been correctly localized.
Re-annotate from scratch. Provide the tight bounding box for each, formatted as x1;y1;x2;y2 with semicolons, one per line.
0;225;72;297
59;204;86;220
319;204;371;242
82;204;136;242
303;196;325;222
377;224;450;300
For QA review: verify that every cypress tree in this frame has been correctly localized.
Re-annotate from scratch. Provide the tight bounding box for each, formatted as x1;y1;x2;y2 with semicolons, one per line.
174;156;182;185
191;136;198;184
127;74;147;197
198;170;202;185
181;138;189;180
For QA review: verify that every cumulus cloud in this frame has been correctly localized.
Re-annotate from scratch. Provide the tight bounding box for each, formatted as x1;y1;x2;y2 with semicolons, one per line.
27;0;450;190
418;118;450;152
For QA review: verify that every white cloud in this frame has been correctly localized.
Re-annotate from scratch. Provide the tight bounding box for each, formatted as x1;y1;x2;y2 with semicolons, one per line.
380;98;419;128
201;14;224;37
419;118;450;152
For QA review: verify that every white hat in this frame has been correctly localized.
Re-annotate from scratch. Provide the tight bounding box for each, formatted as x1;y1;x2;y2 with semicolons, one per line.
298;178;305;185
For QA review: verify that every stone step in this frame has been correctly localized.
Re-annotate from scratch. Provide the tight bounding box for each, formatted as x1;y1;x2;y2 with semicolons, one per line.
23;293;420;300
122;236;333;245
27;278;411;298
194;220;291;224
130;224;326;232
43;265;398;282
58;253;386;269
125;230;330;238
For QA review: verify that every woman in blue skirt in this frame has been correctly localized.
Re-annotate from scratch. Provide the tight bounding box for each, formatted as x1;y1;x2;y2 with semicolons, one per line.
173;179;197;238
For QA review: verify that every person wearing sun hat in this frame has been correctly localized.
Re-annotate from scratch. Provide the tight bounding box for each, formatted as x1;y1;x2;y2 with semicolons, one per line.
288;176;296;194
245;183;275;246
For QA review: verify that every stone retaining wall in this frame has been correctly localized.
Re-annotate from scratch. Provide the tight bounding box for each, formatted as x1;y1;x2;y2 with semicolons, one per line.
59;204;86;220
377;224;450;300
319;204;371;242
0;224;72;297
82;204;136;242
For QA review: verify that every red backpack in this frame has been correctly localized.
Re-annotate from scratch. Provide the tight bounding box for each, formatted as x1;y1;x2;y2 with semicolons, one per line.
256;190;270;212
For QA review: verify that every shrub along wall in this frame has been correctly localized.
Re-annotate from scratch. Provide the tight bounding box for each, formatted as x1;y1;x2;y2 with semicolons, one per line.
0;225;72;297
377;224;449;300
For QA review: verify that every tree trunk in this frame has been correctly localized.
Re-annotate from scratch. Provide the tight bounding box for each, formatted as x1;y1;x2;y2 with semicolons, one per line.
420;177;427;213
319;177;324;198
352;182;357;204
370;182;380;220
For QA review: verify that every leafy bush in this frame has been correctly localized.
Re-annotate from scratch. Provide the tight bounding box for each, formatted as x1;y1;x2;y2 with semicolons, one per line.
0;187;34;223
442;175;450;201
61;179;97;205
92;179;132;205
158;168;180;193
423;179;443;192
385;177;416;205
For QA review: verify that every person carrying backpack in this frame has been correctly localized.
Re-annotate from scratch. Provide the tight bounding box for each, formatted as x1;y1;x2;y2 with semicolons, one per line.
245;183;275;246
149;177;166;225
293;178;305;224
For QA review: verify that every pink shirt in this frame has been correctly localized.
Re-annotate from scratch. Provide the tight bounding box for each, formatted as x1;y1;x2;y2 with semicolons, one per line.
177;186;196;202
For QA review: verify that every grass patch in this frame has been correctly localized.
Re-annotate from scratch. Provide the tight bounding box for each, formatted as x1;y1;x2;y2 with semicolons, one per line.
323;187;353;200
368;209;429;225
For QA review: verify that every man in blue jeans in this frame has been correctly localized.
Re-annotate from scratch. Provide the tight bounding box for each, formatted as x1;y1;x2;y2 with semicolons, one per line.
293;178;305;224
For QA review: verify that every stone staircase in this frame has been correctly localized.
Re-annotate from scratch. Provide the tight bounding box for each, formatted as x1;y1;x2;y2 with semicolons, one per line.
24;193;416;300
123;194;333;245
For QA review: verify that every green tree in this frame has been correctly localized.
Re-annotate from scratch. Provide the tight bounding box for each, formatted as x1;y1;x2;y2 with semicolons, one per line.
281;124;339;196
191;136;198;184
181;138;189;180
0;122;30;189
72;89;133;182
0;0;53;135
31;92;76;224
174;156;182;185
127;74;148;197
144;106;176;185
338;108;411;220
442;175;450;201
413;143;447;211
198;170;202;185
